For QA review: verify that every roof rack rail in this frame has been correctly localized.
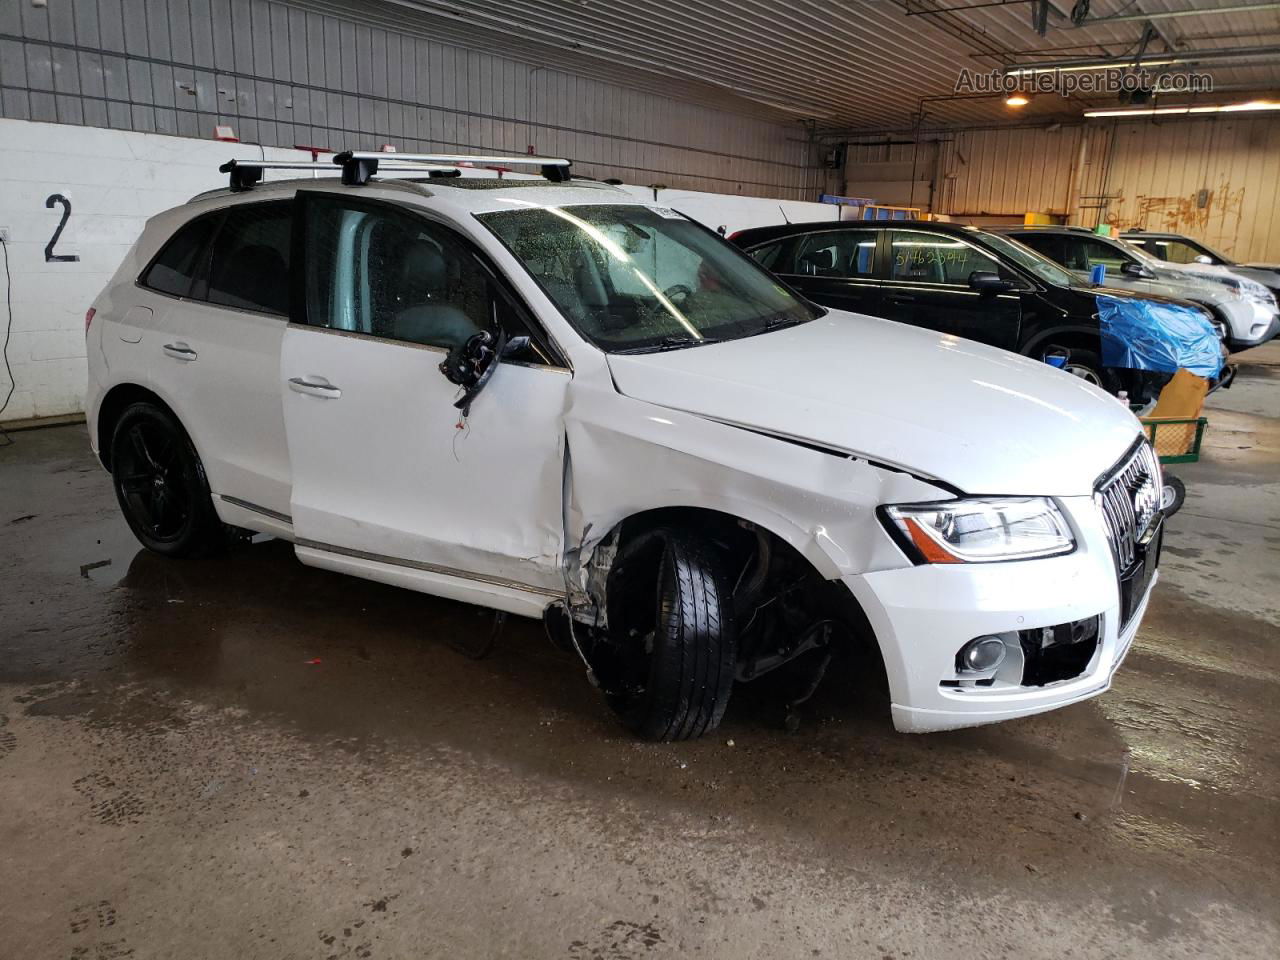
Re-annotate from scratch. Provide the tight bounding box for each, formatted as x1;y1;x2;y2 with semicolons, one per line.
218;152;572;191
218;159;341;191
331;151;572;185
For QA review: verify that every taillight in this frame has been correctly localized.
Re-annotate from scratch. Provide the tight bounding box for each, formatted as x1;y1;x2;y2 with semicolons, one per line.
85;307;96;335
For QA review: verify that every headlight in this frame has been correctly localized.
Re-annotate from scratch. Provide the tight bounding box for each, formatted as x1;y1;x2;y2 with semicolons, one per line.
881;497;1075;564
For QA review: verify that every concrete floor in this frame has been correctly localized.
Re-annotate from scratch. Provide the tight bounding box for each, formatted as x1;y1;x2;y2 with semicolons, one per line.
2;345;1278;960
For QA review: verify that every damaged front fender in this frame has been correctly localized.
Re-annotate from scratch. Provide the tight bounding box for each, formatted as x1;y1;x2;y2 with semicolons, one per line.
560;382;951;606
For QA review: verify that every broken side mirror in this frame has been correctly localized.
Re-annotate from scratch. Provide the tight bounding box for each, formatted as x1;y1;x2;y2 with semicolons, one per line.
968;271;1016;293
439;329;508;415
501;335;532;360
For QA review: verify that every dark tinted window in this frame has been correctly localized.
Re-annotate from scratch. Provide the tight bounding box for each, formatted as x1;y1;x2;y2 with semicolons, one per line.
747;240;786;271
205;203;293;316
788;230;878;278
1011;232;1065;264
141;217;216;297
889;230;1006;284
1064;237;1133;272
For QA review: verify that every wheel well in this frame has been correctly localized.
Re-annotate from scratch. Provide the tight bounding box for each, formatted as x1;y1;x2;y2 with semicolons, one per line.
1023;330;1100;358
95;384;176;471
601;506;883;684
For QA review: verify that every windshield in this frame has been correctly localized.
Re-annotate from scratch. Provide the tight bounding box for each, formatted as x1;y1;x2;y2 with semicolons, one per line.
478;203;818;352
972;230;1078;287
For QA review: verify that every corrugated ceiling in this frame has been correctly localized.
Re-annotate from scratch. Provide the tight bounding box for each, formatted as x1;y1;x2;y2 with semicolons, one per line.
297;0;1280;132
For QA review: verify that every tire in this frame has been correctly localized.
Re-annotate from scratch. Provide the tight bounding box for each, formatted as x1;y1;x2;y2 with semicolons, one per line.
1048;346;1120;393
1161;473;1186;517
602;528;737;741
109;402;225;557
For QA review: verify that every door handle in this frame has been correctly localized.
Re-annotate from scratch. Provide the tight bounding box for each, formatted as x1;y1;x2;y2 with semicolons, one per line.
885;294;916;305
288;377;342;399
162;342;198;361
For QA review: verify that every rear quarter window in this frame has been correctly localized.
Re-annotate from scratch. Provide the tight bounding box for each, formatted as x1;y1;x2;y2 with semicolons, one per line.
204;202;293;316
140;216;217;298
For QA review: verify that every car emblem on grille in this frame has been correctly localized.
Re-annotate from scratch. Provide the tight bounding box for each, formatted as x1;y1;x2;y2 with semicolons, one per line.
1130;472;1159;538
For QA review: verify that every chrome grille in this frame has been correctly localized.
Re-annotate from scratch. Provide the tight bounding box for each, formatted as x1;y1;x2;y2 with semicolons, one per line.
1094;440;1163;571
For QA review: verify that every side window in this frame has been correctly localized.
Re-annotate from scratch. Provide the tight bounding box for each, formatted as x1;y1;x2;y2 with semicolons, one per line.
791;231;877;278
1014;233;1067;266
1156;239;1207;264
141;216;217;298
305;196;542;356
1077;238;1130;272
205;203;293;316
747;240;786;271
890;231;1005;285
1123;236;1157;258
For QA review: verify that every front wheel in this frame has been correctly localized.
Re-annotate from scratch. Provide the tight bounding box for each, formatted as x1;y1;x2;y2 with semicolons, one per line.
600;528;737;741
1048;346;1120;393
1161;473;1186;517
110;402;225;557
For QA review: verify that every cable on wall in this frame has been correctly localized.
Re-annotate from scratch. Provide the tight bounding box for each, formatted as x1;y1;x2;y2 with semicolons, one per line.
0;237;14;446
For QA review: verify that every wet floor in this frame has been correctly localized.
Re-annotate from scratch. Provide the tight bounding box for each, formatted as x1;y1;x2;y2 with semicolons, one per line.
2;346;1278;960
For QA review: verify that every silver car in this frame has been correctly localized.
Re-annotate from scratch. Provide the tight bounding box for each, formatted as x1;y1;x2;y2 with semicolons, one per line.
1004;226;1279;353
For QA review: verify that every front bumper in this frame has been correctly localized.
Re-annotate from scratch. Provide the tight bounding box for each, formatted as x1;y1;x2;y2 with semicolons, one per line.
1226;310;1280;352
844;494;1154;733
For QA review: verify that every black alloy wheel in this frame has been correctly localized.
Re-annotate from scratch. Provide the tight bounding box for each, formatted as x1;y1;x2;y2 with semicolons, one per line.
110;403;224;557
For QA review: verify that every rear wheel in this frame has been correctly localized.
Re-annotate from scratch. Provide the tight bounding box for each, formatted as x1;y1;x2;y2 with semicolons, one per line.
600;528;737;741
110;402;225;557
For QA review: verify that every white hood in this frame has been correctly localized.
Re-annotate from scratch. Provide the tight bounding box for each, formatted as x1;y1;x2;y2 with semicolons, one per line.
606;312;1142;497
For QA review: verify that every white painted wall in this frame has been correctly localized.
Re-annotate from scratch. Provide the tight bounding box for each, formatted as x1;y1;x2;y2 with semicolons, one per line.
0;119;312;422
0;119;835;424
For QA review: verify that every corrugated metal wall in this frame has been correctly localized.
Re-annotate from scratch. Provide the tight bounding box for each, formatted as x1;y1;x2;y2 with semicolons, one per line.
846;117;1280;262
0;0;816;198
1098;118;1280;265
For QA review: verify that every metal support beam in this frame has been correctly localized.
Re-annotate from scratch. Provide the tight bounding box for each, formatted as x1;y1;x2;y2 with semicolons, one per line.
1002;45;1280;74
1073;2;1280;26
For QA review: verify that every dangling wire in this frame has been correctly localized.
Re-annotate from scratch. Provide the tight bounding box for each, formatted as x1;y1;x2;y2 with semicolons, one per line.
0;238;15;446
451;406;471;462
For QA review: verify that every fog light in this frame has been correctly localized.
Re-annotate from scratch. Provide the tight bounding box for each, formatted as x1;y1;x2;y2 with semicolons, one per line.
958;636;1007;673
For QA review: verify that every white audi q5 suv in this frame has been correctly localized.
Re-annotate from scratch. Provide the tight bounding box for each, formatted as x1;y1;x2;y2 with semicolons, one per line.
84;153;1165;740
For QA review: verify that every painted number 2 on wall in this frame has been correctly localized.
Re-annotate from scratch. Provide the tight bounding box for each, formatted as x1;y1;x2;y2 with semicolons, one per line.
44;193;79;263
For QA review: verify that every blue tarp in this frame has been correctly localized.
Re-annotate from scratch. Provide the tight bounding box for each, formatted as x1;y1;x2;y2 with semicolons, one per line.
1096;294;1223;379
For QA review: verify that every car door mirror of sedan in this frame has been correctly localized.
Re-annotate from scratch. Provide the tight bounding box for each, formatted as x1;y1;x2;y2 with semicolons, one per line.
968;271;1017;293
1121;261;1155;279
1194;254;1213;265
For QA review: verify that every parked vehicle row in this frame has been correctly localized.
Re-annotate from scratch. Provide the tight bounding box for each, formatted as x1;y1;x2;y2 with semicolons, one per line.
999;226;1279;353
88;156;1167;742
1120;229;1280;301
729;219;1227;400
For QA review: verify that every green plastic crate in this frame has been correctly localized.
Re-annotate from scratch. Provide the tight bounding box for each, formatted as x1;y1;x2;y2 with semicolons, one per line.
1139;416;1207;464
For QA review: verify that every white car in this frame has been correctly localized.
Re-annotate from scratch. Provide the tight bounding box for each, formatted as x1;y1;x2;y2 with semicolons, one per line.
1119;230;1280;351
85;153;1165;740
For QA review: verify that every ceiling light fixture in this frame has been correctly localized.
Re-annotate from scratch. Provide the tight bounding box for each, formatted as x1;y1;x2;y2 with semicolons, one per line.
1007;59;1176;76
1084;99;1280;117
1005;94;1030;107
